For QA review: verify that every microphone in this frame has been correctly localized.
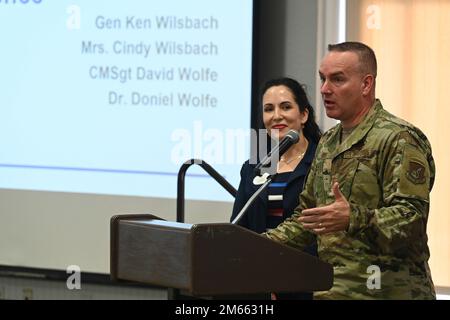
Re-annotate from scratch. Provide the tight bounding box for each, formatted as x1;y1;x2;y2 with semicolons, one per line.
254;129;300;175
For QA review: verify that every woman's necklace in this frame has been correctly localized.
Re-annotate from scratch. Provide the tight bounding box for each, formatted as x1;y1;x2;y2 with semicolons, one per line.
280;151;306;165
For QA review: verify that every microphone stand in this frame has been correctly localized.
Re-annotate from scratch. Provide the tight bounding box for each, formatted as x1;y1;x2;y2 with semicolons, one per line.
231;173;274;225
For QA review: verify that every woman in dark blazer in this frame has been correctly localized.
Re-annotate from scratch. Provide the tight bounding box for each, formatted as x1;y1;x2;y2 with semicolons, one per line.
230;77;321;300
231;139;317;233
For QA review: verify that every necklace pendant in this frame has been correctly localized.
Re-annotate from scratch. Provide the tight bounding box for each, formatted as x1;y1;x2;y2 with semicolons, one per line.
280;151;305;165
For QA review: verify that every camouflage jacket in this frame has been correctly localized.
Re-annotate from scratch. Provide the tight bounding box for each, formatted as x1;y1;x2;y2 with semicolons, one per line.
265;100;436;299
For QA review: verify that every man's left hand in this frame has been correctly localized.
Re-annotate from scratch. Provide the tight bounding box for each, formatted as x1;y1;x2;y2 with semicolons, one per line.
298;182;350;235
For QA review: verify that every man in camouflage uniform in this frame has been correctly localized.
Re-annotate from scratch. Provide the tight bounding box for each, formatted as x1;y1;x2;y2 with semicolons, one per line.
265;42;435;299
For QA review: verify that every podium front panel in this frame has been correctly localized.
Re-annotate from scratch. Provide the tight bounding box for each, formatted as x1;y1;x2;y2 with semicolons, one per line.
115;219;193;290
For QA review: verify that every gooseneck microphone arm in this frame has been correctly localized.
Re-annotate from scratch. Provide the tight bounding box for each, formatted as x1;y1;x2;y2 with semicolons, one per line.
231;175;272;225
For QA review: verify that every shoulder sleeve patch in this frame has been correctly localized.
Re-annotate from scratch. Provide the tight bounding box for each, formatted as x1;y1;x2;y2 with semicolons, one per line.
406;160;426;184
397;144;431;200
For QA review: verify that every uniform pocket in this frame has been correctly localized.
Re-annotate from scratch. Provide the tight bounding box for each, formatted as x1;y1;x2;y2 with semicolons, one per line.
340;150;379;207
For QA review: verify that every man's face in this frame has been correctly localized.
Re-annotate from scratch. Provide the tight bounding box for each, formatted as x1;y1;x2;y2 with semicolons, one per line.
319;51;366;125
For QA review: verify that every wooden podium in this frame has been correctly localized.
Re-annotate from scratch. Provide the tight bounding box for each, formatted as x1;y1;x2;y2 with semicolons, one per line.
110;214;333;297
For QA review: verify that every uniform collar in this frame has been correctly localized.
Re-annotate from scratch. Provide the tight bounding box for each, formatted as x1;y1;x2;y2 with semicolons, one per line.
329;99;383;159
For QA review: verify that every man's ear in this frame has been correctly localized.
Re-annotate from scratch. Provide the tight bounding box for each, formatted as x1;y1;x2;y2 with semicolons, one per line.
361;74;375;96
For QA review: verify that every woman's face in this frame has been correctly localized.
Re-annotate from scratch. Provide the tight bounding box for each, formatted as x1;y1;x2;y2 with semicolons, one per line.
262;85;308;140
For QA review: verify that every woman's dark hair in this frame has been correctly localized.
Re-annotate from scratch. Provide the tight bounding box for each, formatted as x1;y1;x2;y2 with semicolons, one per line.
261;77;322;144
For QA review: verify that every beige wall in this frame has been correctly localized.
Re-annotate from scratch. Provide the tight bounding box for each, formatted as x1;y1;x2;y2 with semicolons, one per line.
347;0;450;287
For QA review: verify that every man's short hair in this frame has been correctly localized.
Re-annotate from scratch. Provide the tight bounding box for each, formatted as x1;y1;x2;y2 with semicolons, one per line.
328;42;377;78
